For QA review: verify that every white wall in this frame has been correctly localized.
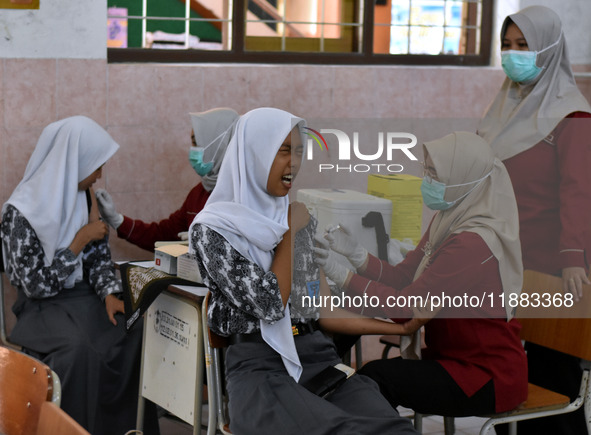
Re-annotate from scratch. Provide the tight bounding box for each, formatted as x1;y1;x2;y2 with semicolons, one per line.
0;0;106;59
491;0;521;66
520;0;591;64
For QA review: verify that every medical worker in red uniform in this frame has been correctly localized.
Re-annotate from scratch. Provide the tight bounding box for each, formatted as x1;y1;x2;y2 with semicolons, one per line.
96;108;239;252
316;131;528;417
477;6;591;433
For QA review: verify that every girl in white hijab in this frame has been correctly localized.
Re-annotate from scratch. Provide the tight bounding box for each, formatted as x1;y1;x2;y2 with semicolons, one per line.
190;107;418;435
96;107;239;252
318;132;528;417
0;116;158;435
478;6;591;434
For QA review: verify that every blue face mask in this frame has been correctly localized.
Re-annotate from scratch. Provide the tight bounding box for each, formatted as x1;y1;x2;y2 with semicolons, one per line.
501;50;541;83
189;147;213;176
420;171;492;211
500;35;561;83
421;179;454;210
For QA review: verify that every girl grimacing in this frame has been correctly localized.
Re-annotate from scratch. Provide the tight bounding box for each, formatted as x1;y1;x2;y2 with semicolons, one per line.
190;107;420;435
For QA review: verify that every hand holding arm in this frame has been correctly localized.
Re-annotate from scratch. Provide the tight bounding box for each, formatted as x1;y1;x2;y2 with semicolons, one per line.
95;189;124;229
318;293;439;336
69;220;109;256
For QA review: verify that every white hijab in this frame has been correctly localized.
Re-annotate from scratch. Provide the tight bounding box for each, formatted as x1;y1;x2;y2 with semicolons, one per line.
402;132;523;359
189;108;239;192
191;107;306;381
478;6;591;160
2;116;119;287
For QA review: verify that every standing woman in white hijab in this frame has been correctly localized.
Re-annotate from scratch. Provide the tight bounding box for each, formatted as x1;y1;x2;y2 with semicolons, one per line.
478;6;591;434
96;107;239;252
190;107;419;435
0;116;158;435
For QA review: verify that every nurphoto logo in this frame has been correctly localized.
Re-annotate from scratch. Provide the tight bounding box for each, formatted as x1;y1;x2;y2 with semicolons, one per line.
303;127;418;173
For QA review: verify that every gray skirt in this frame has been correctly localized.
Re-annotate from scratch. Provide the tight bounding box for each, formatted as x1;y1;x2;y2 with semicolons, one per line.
225;330;417;435
10;281;157;435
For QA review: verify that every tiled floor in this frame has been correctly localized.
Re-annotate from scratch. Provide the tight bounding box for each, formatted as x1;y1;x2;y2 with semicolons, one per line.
416;415;489;435
157;406;491;435
397;407;489;435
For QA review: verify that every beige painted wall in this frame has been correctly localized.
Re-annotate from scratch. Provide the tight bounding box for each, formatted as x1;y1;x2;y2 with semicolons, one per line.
1;60;591;361
0;60;508;259
2;60;591;262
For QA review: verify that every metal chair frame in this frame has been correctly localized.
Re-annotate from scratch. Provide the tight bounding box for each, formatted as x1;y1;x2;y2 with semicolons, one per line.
478;270;591;435
379;270;591;435
203;292;232;435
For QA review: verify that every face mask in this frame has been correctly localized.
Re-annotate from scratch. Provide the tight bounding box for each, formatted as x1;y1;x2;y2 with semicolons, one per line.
189;147;213;176
501;35;561;83
189;124;234;176
501;51;541;83
420;171;492;211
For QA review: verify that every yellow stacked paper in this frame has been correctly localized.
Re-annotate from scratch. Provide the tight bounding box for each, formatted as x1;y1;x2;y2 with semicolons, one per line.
367;174;423;245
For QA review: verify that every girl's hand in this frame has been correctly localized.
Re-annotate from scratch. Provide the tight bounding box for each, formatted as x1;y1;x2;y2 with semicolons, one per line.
81;220;110;242
400;302;442;335
400;317;426;335
105;294;125;326
69;221;109;256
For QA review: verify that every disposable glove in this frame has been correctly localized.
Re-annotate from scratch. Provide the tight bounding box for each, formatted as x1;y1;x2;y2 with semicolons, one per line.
313;237;352;289
95;189;124;229
178;231;189;241
324;224;368;270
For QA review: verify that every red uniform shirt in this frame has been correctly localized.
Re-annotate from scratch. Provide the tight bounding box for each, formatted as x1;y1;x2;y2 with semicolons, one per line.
117;183;211;252
348;230;528;413
503;112;591;274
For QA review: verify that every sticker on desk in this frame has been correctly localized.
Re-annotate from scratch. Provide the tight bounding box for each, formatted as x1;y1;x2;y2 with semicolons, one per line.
153;309;191;348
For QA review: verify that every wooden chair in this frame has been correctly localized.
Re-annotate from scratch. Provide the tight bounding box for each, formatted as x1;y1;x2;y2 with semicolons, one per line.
0;346;81;435
37;401;90;435
379;270;591;435
479;270;591;435
202;292;232;435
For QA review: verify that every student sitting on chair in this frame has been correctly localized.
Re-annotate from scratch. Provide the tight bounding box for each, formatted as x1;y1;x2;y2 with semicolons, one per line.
0;116;159;435
190;107;421;435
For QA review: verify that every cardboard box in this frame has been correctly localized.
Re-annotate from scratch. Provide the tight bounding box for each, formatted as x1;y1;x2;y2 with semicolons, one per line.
367;174;423;245
176;253;202;283
154;244;189;275
297;189;393;268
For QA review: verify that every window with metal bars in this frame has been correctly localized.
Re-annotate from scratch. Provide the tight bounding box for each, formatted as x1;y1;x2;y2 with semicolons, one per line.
107;0;492;66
